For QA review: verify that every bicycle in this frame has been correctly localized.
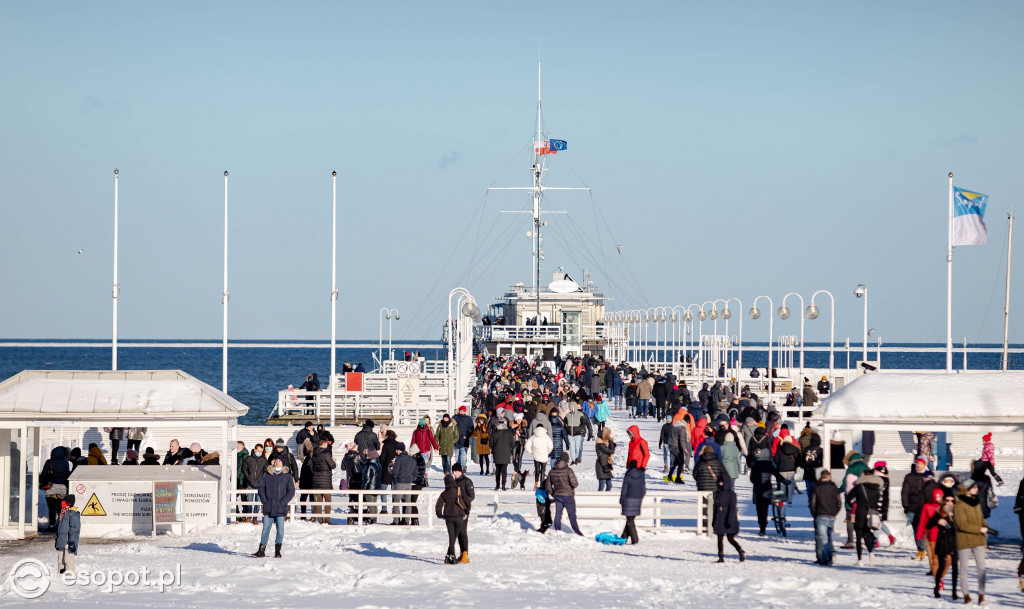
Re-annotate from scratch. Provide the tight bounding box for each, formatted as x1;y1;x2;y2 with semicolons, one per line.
770;486;789;537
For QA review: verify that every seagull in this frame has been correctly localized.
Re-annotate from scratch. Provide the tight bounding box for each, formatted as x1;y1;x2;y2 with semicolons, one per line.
867;328;877;337
77;249;84;254
616;245;623;255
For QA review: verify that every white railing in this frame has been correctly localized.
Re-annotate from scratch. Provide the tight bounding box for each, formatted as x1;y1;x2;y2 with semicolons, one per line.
227;488;713;536
481;325;611;342
273;372;452;423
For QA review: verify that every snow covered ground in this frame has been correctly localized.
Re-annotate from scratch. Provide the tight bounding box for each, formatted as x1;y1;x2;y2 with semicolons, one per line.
3;408;1023;608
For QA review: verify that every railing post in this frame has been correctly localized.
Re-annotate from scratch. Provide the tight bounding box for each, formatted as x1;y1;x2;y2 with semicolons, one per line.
358;491;363;526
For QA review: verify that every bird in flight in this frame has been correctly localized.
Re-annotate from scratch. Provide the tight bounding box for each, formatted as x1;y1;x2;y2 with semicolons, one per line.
615;245;623;255
77;249;84;254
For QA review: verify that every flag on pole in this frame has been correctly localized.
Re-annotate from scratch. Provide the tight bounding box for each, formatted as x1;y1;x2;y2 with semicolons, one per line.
549;139;567;151
535;139;568;155
952;186;989;246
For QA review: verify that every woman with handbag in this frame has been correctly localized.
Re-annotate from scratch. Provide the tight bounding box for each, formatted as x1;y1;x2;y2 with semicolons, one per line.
435;473;470;564
852;468;883;566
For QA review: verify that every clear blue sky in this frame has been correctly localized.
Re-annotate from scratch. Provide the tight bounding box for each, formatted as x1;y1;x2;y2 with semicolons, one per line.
2;1;1022;343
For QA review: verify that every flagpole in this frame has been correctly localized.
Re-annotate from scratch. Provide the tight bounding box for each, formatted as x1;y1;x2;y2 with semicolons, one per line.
946;172;954;373
222;170;229;393
330;171;338;427
112;169;119;371
1003;212;1014;371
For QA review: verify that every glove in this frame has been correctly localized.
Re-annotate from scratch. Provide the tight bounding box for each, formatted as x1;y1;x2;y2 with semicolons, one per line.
68;542;77;554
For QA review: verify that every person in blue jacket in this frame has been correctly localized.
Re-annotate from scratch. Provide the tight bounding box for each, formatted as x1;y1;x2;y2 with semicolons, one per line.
55;495;80;574
619;460;646;544
254;457;296;559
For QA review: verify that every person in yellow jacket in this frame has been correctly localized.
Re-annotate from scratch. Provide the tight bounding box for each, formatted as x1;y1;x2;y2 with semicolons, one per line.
953;479;988;605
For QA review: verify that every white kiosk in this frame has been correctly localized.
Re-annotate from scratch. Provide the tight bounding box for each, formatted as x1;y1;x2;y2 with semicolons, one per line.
0;370;248;540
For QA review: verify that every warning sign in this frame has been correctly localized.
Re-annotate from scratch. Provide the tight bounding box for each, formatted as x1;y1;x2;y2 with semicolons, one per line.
398;378;419;406
75;483;86;495
82;493;107;516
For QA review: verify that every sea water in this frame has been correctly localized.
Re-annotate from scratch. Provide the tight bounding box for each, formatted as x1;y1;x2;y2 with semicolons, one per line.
0;340;1019;423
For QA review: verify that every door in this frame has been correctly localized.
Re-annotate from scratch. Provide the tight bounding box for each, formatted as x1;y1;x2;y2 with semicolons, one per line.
561;311;582;356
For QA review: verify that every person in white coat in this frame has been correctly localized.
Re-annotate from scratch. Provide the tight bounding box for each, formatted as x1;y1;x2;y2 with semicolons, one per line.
524;425;554;489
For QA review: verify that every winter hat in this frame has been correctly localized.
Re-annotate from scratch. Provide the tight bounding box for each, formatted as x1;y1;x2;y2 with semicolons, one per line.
364;419;375;428
514;413;524;421
452;463;462;472
982;433;992;442
407;444;420;457
276;438;287;449
63;495;76;508
344;442;357;452
441;413;451;420
757;421;765;428
418;418;426;426
914;457;926;465
190;443;202;453
961;478;977;491
144;447;156;455
394;442;406;452
126;449;138;460
459;405;467;412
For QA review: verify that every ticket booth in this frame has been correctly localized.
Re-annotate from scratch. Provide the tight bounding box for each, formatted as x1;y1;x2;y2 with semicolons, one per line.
0;369;248;540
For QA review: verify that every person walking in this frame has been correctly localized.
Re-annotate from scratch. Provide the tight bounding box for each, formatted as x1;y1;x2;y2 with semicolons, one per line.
436;414;459;475
954;480;988;605
310;438;336;524
627;425;650;470
453;405;475;469
390;442;417;525
489;421;514;491
928;493;960;600
41;447;72;532
524;424;554;489
469;414;491;475
619;460;646;544
666;417;689;483
852;468;883;566
713;476;745;562
435;473;471;564
54;495;80;574
902;457;930;559
254;457;296;558
545;453;583;535
809;470;842;565
595;428;616;491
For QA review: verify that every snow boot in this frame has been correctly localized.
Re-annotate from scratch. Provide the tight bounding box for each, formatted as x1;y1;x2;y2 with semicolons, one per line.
738;548;746;562
675;476;685;484
963;594;971;604
252;544;266;558
888;534;896;546
274;543;282;558
978;593;985;605
443;553;456;564
914;550;926;560
459;551;470;564
715;555;725;563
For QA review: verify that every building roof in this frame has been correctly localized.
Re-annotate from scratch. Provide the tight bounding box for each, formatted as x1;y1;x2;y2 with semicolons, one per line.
812;371;1024;427
0;370;248;421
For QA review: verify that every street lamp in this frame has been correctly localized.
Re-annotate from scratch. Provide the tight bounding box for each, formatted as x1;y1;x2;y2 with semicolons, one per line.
448;287;478;414
379;307;399;365
749;295;774;396
855;284;868;362
778;292;805;383
806;289;835;384
723;297;743;372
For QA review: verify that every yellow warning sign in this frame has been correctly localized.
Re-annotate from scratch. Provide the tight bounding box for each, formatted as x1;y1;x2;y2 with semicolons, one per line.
82;493;106;516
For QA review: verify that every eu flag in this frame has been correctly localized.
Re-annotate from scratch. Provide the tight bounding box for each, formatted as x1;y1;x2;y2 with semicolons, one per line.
549;139;567;151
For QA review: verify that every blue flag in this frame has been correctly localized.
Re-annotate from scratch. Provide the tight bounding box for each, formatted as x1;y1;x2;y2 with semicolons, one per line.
549;139;567;151
952;186;988;246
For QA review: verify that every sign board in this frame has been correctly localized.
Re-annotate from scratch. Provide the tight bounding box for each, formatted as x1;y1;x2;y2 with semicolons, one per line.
345;372;364;392
548;279;581;293
153;481;183;524
398;378;419;406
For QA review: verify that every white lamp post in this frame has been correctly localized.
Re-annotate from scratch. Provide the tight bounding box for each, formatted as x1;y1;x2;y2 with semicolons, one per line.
222;171;229;393
379;307;399;365
778;292;805;383
723;297;743;372
447;288;478;413
855;284;868;362
749;295;774;396
805;289;835;384
330;171;339;427
112;169;119;371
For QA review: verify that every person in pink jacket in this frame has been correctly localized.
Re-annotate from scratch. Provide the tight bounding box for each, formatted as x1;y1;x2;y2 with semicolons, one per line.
411;418;440;482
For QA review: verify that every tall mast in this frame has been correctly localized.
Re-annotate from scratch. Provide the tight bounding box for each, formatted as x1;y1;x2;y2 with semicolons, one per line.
1003;212;1014;371
533;61;543;322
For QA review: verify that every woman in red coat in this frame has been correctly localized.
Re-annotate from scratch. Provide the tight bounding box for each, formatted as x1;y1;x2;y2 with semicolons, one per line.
627;425;650;470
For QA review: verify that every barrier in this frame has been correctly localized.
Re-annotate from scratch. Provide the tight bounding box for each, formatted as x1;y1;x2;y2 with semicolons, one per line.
227;488;713;537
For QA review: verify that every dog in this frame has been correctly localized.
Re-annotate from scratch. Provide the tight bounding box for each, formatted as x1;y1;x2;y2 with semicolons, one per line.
511;469;531;490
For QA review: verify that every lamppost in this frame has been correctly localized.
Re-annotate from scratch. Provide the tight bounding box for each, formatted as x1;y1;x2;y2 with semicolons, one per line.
855;284;868;362
652;306;669;365
749;295;774;396
805;289;835;384
683;304;704;376
388;309;400;361
447;287;479;413
777;292;805;383
379;307;399;365
723;297;743;372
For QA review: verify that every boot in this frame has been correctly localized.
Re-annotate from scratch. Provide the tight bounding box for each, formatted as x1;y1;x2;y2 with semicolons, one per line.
978;593;985;605
888;534;896;546
962;593;970;604
915;550;926;560
934;584;941;599
738;548;746;562
252;544;266;558
274;543;282;558
715;555;725;563
868;553;875;566
675;476;685;484
459;551;470;564
443;553;456;564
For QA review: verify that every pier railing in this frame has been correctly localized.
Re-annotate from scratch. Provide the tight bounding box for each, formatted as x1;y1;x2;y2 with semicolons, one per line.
226;488;712;535
272;371;453;424
480;324;611;342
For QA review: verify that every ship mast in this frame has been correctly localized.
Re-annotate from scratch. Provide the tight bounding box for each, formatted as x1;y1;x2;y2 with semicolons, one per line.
532;61;544;322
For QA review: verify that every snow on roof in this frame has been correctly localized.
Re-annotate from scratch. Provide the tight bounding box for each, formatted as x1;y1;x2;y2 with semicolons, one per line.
0;370;248;421
814;371;1024;424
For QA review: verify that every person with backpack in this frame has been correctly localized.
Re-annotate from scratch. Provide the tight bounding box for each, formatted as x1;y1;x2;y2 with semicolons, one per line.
800;435;823;496
41;447;72;532
872;462;897;547
773;435;801;504
54;494;80;574
852;468;883;566
619;460;646;544
436;473;471;564
546;453;583;536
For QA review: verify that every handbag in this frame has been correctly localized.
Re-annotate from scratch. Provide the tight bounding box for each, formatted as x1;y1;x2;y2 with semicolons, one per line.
38;461;53;491
867;509;882;530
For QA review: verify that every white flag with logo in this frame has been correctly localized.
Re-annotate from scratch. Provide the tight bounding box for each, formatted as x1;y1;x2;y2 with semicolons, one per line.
952;187;988;246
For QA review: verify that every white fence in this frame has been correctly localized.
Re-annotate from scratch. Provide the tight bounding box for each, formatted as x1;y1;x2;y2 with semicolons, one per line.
227;489;713;536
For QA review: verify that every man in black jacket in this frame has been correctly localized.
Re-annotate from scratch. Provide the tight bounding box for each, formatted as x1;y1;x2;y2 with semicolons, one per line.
453;405;475;469
391;443;418;525
354;420;380;457
901;457;929;560
809;470;842;565
241;444;268;523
